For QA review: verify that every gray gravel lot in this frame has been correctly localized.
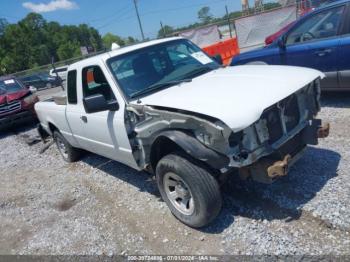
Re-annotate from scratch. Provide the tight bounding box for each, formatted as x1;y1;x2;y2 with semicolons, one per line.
0;93;349;256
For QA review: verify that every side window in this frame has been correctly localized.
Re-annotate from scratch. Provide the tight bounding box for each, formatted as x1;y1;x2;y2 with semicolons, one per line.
82;65;115;102
286;6;345;45
67;70;77;104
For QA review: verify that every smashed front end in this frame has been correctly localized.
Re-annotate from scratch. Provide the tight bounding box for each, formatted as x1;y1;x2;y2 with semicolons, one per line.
126;79;329;184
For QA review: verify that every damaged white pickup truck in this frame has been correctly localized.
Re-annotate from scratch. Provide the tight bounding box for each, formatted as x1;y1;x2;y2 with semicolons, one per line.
35;37;330;227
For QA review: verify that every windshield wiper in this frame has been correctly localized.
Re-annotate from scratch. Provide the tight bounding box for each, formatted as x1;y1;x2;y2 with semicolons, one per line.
130;79;192;99
183;66;212;79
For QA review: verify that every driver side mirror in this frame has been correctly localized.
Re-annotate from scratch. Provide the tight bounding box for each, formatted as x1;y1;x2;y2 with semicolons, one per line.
83;94;119;114
277;37;286;50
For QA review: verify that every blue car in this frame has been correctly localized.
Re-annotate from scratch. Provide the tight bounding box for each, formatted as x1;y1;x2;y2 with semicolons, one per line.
231;0;350;91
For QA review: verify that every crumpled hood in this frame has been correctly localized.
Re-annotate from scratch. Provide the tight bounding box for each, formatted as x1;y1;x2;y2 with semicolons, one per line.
134;65;324;132
0;89;29;105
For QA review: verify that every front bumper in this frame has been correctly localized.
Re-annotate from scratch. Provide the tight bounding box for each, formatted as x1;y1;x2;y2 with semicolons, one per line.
239;120;330;184
0;110;36;130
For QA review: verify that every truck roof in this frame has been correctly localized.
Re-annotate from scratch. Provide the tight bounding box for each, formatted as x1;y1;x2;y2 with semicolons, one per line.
69;37;183;70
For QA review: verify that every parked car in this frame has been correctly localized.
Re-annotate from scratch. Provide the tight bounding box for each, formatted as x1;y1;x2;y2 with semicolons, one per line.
20;73;61;90
35;37;329;228
232;0;350;91
49;66;68;82
264;0;339;46
265;21;297;46
0;76;39;130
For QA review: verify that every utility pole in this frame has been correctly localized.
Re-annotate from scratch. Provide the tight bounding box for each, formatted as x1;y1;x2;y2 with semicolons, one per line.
225;5;233;39
133;0;145;41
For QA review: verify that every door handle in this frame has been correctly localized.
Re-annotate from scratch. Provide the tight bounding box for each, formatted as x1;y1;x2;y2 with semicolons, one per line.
80;116;88;123
315;49;332;57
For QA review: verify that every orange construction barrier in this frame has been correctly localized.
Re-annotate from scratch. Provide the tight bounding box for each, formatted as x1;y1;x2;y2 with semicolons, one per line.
202;38;240;66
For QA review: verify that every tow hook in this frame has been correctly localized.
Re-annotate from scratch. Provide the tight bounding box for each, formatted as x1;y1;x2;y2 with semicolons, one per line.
318;122;330;138
267;155;291;179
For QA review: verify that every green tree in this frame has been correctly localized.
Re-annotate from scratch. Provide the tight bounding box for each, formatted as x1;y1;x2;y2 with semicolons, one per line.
198;6;212;23
125;36;137;45
0;13;106;75
0;18;8;36
157;25;173;38
57;41;81;60
102;33;125;49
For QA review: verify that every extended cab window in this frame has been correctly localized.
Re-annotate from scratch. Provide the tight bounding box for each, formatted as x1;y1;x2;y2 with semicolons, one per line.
82;65;115;102
67;70;77;104
286;6;345;45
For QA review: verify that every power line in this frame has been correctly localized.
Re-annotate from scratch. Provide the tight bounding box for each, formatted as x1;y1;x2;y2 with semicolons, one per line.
140;0;227;17
96;6;134;30
87;4;132;23
94;0;227;32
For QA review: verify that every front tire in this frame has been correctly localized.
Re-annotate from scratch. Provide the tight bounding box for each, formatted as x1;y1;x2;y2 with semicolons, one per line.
53;131;81;162
156;153;222;228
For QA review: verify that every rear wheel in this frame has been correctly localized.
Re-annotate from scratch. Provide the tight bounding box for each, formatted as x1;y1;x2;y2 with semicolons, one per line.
53;131;81;162
156;153;222;228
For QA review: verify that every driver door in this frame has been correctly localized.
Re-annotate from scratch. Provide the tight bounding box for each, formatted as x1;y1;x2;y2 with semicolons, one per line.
77;64;138;169
280;5;346;89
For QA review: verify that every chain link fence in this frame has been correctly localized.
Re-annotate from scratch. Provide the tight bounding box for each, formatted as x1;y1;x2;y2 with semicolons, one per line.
12;49;106;78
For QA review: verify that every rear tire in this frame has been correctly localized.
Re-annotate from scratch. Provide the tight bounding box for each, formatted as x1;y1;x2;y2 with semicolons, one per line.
156;153;222;228
53;131;81;162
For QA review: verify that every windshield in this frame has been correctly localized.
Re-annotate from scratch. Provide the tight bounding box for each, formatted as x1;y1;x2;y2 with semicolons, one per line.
0;79;24;95
107;39;219;99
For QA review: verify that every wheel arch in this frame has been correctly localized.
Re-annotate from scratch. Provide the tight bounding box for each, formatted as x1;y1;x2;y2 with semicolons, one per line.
48;122;59;135
149;130;229;173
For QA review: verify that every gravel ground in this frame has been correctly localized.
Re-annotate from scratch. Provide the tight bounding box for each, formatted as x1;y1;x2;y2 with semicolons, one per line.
0;93;349;256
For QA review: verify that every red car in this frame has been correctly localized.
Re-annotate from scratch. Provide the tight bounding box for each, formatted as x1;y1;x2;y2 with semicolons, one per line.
0;76;39;130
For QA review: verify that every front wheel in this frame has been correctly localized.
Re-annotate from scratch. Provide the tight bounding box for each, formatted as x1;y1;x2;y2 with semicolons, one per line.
156;153;222;228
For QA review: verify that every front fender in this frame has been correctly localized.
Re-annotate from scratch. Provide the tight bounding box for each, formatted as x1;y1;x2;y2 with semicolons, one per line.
151;130;230;171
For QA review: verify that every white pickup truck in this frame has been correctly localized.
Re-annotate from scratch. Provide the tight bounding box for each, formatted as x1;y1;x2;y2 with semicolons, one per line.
35;37;329;228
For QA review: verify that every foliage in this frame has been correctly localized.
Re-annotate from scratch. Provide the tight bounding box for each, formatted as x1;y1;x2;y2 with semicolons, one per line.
0;18;8;36
102;33;125;48
0;13;103;75
157;25;174;38
0;2;282;75
198;6;213;23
